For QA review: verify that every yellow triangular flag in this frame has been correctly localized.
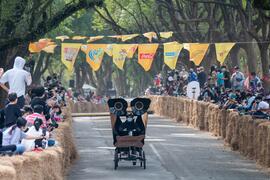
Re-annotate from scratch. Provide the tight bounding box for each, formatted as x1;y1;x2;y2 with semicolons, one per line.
104;44;113;57
72;36;87;40
87;36;104;43
121;34;139;42
42;44;58;53
108;35;122;39
188;43;209;66
56;36;69;41
143;32;157;42
160;31;173;39
138;44;159;71
127;44;138;58
113;44;138;70
164;42;183;70
215;43;235;64
81;44;106;71
61;43;81;72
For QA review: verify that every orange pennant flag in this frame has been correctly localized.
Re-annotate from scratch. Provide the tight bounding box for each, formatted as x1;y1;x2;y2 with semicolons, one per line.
28;39;51;53
138;44;159;71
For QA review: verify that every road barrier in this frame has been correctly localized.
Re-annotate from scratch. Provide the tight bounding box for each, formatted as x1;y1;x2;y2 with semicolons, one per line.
148;95;270;168
71;101;108;113
0;105;78;180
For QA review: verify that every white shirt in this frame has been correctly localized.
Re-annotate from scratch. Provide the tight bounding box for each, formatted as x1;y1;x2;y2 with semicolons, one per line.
0;57;32;97
257;101;269;110
2;126;27;145
21;126;48;151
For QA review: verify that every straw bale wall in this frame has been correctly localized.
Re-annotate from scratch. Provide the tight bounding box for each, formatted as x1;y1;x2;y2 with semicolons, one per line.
0;105;77;180
148;95;270;168
72;101;108;113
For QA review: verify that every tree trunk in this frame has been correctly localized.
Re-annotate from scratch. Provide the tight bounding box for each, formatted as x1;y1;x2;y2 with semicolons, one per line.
242;43;257;73
228;45;240;70
259;43;270;89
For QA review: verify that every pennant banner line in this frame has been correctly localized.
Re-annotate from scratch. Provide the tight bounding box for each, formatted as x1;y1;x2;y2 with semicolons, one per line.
27;40;266;72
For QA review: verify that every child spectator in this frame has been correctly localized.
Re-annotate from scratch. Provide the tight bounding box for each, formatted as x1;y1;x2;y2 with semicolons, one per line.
2;117;42;154
25;105;47;128
4;93;22;128
22;106;33;118
21;118;49;151
50;105;63;122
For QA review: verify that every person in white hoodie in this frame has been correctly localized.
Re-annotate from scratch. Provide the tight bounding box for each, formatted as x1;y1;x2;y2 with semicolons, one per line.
0;56;32;108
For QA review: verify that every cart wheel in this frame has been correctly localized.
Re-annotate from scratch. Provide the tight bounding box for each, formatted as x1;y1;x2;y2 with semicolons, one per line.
142;151;146;169
114;150;119;170
140;161;143;167
132;161;136;166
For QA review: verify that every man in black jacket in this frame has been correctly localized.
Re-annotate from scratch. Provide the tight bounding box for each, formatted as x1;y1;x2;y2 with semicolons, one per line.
197;67;207;88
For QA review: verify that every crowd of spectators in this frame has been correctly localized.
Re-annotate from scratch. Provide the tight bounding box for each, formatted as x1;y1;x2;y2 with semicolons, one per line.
0;56;66;155
147;65;270;119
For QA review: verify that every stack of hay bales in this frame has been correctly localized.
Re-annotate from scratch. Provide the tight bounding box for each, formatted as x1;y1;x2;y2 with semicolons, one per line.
0;105;78;180
72;101;108;113
148;95;270;168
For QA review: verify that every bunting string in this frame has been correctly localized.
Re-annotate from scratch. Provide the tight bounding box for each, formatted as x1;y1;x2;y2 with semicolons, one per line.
28;30;270;72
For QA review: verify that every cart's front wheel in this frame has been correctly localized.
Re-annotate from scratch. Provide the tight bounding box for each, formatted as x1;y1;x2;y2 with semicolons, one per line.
142;150;146;169
114;150;119;170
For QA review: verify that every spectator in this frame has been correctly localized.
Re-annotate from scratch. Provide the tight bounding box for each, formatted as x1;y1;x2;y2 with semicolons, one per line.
21;118;49;151
208;66;217;88
249;72;261;92
50;105;63;122
251;95;269;117
22;106;33;118
30;86;50;117
197;67;207;88
216;69;225;88
188;68;198;82
2;117;42;154
221;66;231;89
0;57;32;108
179;67;188;80
231;66;245;90
4;93;22;129
25;105;47;128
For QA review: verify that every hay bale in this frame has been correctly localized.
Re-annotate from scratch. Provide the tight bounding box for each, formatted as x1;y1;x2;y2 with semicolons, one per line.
0;105;78;180
147;96;270;168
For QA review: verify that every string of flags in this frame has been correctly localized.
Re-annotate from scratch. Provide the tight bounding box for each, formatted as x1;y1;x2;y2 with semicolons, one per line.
29;41;236;72
28;31;237;72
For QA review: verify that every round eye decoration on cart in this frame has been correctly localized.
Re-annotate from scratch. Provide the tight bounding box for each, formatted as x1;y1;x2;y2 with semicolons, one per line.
107;98;151;170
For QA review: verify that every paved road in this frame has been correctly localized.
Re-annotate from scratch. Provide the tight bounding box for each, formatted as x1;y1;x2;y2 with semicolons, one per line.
67;115;269;180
